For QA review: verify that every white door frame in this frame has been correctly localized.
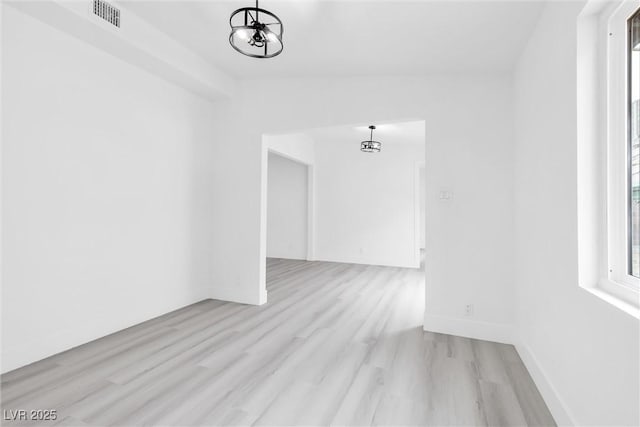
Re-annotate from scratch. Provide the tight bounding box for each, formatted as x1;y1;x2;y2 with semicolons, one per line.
414;161;426;268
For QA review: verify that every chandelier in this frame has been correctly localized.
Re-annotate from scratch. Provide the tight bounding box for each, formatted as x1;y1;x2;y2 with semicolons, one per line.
361;125;382;153
229;0;283;58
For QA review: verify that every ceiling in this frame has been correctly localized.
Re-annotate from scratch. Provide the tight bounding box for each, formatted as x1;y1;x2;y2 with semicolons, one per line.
308;120;425;146
123;0;545;79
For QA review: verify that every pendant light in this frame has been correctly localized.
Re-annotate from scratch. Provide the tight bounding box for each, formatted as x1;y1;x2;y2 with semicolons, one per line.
229;0;283;58
361;125;382;153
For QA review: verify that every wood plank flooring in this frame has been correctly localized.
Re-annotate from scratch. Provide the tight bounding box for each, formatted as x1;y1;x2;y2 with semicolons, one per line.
1;258;555;426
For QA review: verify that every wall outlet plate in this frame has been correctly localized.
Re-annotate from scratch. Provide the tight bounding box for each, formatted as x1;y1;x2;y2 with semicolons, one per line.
465;304;474;316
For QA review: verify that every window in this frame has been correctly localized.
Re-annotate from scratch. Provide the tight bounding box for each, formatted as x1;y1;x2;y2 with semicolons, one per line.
629;9;639;279
577;1;640;317
595;1;640;314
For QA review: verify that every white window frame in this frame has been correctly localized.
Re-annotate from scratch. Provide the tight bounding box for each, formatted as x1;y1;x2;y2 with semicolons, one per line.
603;0;640;309
578;0;640;318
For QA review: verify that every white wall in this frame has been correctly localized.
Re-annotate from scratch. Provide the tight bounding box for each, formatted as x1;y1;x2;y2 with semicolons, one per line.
210;75;516;341
1;6;218;372
264;128;422;269
513;2;640;425
267;153;308;260
314;139;423;268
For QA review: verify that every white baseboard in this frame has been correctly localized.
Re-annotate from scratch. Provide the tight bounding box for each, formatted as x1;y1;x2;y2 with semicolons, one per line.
210;285;266;306
513;339;576;426
268;253;420;269
423;314;574;425
423;313;514;344
265;254;308;261
314;255;419;269
1;289;212;374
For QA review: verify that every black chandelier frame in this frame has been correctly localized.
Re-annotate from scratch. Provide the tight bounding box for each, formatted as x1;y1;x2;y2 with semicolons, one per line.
229;0;284;59
361;125;382;153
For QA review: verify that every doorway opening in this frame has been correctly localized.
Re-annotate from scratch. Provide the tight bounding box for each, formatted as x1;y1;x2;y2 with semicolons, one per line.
267;152;309;261
259;120;425;304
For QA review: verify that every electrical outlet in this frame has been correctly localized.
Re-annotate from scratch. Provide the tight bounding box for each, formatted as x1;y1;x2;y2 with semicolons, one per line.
465;304;474;316
439;190;452;200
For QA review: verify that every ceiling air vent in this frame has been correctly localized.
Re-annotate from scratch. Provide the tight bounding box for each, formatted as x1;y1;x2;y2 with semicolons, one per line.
93;0;120;28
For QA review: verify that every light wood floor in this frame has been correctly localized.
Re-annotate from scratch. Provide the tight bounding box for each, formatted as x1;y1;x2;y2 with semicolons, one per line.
1;258;555;426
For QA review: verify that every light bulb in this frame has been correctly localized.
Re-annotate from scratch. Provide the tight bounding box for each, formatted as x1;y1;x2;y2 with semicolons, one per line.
265;31;279;43
236;29;250;41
